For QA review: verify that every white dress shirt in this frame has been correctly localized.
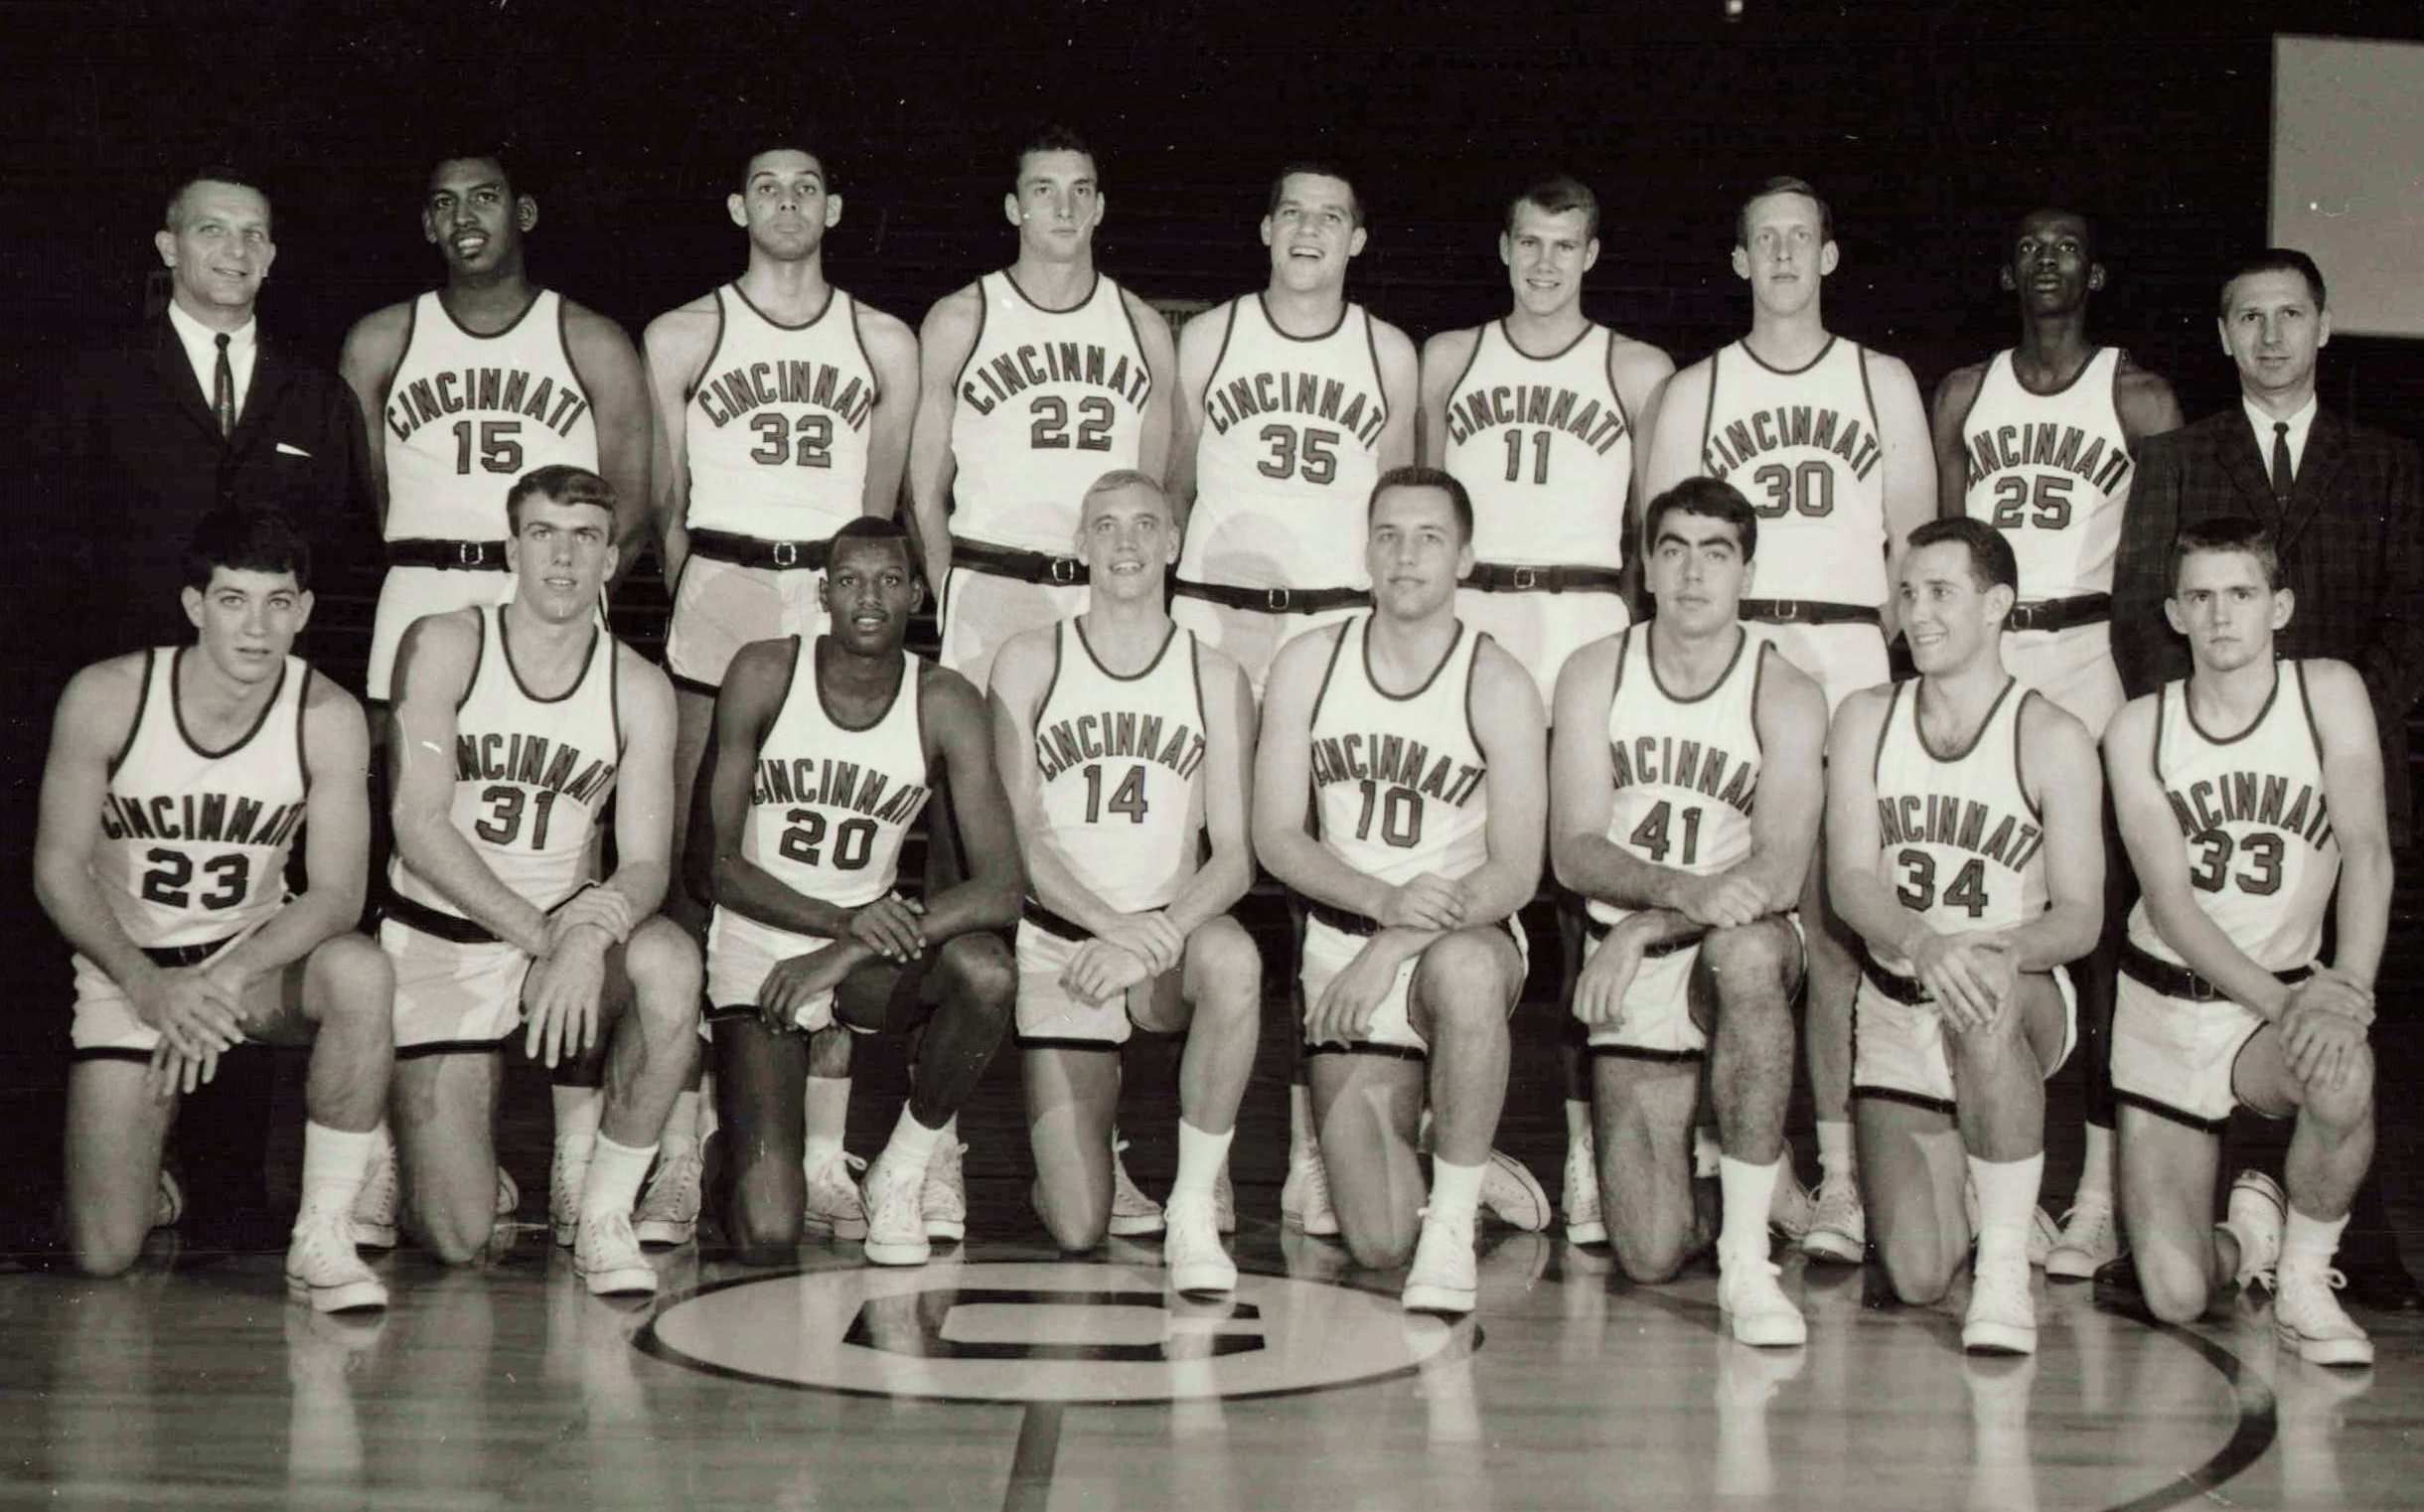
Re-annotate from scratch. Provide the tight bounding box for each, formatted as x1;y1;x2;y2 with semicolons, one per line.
2242;392;2318;484
166;300;258;423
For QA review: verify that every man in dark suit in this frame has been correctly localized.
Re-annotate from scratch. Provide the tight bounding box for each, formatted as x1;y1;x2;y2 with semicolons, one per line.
2112;247;2424;1311
37;167;374;654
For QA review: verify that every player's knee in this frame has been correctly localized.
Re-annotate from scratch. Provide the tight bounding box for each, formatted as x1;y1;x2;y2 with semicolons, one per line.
1879;1231;1954;1306
1341;1220;1418;1271
1702;920;1797;1001
67;1213;146;1279
1420;935;1517;1033
1609;1220;1688;1285
2298;1044;2374;1130
726;1189;805;1266
625;917;704;1007
417;1210;495;1268
308;933;394;1019
1191;919;1264;1003
1038;1194;1110;1255
936;936;1017;1017
2136;1247;2213;1325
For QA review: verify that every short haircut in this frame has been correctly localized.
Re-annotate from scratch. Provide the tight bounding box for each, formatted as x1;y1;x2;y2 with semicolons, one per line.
1736;175;1832;247
1081;468;1170;514
1907;517;2018;598
165;166;270;231
429;148;521;198
183;508;311;593
2219;248;2327;317
828;514;916;572
1269;161;1366;228
1507;173;1598;241
1015;124;1096;183
1642;477;1757;561
2172;515;2282;592
2013;205;2095;257
506;465;615;530
742;140;831;194
1368;465;1472;543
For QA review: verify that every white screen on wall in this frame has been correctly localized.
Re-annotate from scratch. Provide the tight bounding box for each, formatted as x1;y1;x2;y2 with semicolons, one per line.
2271;35;2424;338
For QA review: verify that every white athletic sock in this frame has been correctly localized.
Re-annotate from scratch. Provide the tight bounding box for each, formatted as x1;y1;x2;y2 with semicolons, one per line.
1564;1098;1591;1148
2282;1205;2349;1273
694;1071;719;1143
1289;1083;1315;1161
1417;1106;1436;1155
1173;1120;1234;1204
553;1084;602;1147
1817;1120;1855;1183
580;1134;657;1223
803;1075;850;1170
1694;1127;1724;1181
932;1113;960;1165
661;1090;700;1157
1967;1151;2045;1270
1429;1158;1486;1228
2076;1124;2116;1204
1719;1154;1782;1265
298;1122;377;1227
884;1104;946;1171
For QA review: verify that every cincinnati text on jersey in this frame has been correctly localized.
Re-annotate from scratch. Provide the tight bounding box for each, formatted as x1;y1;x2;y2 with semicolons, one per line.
457;733;618;805
1204;370;1386;447
694;360;877;431
2165;772;2336;853
751;757;932;826
1309;733;1485;807
384;366;591;442
958;341;1151;416
1608;735;1757;815
1443;381;1626;453
1876;795;2044;873
99;791;306;847
1962;421;2132;494
1034;710;1207;784
1703;405;1881;482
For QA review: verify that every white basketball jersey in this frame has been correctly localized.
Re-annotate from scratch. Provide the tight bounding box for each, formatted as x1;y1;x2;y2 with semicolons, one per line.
726;639;932;915
1698;338;1888;606
1441;321;1633;569
382;290;599;541
389;607;622;918
1959;347;2135;600
684;286;879;540
2127;662;2340;973
1031;619;1210;913
1871;679;2047;975
1180;294;1390;590
1587;626;1766;929
950;270;1152;552
1307;617;1491;890
91;648;310;951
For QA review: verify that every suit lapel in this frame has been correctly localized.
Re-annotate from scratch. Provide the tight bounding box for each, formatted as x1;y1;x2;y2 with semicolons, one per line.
153;321;224;443
2215;413;2281;521
232;339;291;447
2280;409;2347;553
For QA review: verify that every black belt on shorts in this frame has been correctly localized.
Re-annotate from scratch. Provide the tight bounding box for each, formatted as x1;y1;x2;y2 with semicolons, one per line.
142;935;240;969
388;537;512;571
1303;897;1518;944
1020;898;1091;944
2004;592;2111;635
2120;940;2313;1003
1738;599;1881;627
382;890;504;946
1464;562;1625;595
1173;578;1371;615
687;528;831;572
1860;952;1933;1006
1581;915;1703;960
953;535;1086;586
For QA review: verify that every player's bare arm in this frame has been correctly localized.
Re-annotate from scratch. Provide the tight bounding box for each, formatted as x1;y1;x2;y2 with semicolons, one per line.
1121;290;1178;483
1870;352;1938;637
338;301;413;530
1989;694;2104;973
2112;355;2185;448
1609;337;1679;609
857;304;922;519
2309;660;2393;990
207;678;374;986
916;664;1025;938
1158;648;1257;934
1416;327;1482;467
563;301;653;581
1929;362;1992;517
1371;317;1421;472
1165;301;1228;507
640;294;718;586
387;612;554;958
33;657;241;1058
905;283;982;594
1639;358;1714;508
598;645;678;923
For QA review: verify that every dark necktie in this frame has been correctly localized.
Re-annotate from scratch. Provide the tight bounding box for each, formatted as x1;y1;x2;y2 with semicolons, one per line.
2270;420;2293;503
214;332;234;436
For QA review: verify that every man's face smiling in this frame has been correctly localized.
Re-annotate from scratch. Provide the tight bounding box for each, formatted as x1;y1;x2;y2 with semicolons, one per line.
1502;203;1596;321
1264;174;1364;295
156;180;276;321
424;157;530;276
1078;483;1177;601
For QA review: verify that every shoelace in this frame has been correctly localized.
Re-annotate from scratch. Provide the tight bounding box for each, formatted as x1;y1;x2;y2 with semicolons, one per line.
2256;1264;2349;1295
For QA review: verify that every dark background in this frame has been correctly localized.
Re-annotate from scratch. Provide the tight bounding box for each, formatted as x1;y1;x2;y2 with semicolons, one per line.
2;0;2419;1233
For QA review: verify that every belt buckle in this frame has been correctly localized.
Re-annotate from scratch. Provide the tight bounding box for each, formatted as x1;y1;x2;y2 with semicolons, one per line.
2011;602;2043;633
1048;556;1079;585
1266;586;1292;613
456;540;484;568
1770;600;1801;623
1511;566;1539;592
772;539;800;569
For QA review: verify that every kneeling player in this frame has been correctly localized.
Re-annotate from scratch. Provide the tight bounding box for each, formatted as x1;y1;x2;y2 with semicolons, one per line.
991;472;1260;1293
2104;519;2384;1365
1254;468;1545;1313
700;517;1021;1268
383;467;700;1295
35;510;393;1309
1550;479;1828;1344
1827;520;2103;1354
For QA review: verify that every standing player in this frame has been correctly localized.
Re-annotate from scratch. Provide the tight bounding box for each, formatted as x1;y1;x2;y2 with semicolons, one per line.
641;141;921;1243
34;510;392;1308
909;125;1176;692
1934;208;2183;1280
698;517;1020;1269
2103;518;2384;1365
1825;519;2103;1354
1550;479;1828;1343
341;150;651;707
1253;467;1546;1313
1421;172;1675;1242
1644;178;1938;1262
990;472;1261;1293
380;466;699;1295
